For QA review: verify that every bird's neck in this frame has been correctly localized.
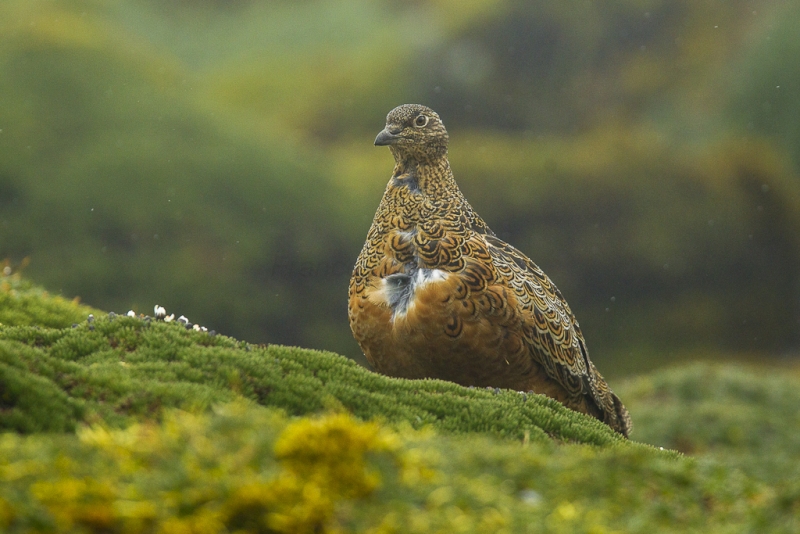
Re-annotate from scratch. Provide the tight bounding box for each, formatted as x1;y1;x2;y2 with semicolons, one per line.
380;151;492;236
390;154;460;199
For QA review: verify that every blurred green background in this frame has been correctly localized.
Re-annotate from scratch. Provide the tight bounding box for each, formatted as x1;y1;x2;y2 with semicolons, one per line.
2;0;799;374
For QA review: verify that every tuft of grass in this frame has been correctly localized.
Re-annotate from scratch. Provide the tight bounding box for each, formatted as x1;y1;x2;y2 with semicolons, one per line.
0;271;103;329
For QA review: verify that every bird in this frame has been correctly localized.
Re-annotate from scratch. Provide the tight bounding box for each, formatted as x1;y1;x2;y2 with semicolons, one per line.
348;104;632;437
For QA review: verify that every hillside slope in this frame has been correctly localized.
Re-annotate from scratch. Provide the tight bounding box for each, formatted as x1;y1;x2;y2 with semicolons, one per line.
1;274;798;532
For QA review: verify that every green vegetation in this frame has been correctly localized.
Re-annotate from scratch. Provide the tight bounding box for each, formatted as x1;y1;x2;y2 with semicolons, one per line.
2;0;800;528
0;272;624;445
619;363;800;486
1;0;799;368
2;405;795;533
0;265;103;329
2;276;799;532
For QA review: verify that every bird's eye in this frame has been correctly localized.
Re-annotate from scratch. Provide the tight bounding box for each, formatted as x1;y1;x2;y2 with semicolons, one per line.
414;114;429;128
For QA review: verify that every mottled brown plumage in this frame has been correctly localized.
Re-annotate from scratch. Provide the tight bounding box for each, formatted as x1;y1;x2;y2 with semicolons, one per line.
348;104;632;437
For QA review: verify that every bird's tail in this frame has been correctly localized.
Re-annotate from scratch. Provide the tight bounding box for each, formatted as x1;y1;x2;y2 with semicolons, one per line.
608;392;632;438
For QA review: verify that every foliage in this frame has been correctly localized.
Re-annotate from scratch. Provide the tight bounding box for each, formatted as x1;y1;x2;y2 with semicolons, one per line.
2;278;800;531
450;132;800;369
1;403;798;533
619;362;800;486
0;273;627;446
1;0;800;367
0;266;102;329
727;6;800;167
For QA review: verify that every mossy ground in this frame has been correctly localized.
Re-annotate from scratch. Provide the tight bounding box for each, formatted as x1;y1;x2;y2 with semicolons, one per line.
1;274;799;532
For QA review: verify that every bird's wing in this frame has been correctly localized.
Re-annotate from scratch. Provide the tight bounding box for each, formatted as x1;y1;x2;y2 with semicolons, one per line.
483;236;588;381
482;234;624;413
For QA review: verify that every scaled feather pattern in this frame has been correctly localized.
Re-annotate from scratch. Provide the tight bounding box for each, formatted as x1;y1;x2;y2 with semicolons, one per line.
349;104;631;437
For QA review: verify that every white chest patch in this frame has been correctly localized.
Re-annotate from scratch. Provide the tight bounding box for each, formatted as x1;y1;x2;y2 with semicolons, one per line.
381;268;449;318
414;268;448;285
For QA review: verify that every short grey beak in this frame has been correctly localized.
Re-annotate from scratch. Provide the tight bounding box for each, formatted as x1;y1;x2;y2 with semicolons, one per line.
374;128;399;146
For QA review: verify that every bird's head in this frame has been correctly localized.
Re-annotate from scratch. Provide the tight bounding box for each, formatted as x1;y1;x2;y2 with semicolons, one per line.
375;104;449;162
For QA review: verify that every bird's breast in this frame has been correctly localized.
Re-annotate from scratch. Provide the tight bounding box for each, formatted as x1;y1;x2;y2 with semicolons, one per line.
379;208;467;269
367;268;450;320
